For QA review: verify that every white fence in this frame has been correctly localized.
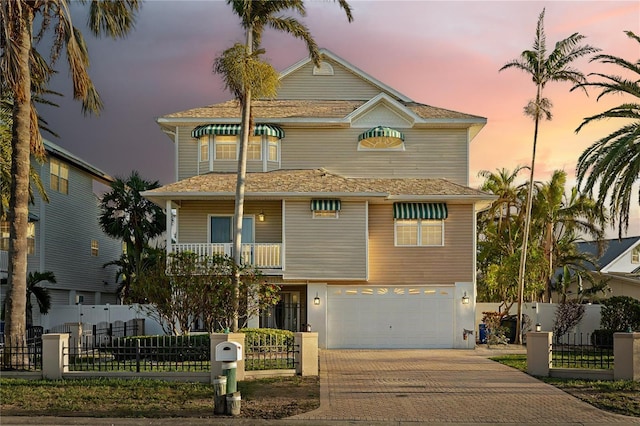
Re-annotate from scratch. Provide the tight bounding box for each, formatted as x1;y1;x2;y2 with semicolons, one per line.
40;304;165;336
476;302;602;336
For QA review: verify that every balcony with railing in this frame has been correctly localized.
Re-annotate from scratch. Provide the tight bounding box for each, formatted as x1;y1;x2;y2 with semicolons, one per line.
171;243;282;270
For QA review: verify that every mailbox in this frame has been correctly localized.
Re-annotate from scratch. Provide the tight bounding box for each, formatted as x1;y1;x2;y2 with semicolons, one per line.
215;341;243;362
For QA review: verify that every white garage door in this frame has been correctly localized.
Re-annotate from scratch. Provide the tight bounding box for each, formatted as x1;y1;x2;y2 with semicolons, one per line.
327;286;455;349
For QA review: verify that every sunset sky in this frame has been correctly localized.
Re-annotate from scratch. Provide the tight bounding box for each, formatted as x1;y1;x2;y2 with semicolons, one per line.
39;0;639;236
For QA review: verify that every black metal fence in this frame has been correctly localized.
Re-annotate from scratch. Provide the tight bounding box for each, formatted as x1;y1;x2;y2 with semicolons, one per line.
65;335;211;372
552;332;614;369
0;326;43;371
244;333;296;370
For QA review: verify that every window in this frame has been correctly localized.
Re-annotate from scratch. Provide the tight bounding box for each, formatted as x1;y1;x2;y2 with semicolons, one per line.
268;137;279;162
50;158;69;194
91;240;99;257
214;135;237;160
1;221;35;254
632;246;640;264
313;210;339;219
247;136;262;161
199;138;209;162
395;219;443;246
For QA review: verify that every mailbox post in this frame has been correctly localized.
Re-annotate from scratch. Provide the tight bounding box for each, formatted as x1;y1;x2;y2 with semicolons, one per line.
215;341;242;393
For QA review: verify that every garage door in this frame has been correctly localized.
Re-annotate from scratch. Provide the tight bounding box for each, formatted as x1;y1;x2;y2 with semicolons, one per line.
327;286;455;349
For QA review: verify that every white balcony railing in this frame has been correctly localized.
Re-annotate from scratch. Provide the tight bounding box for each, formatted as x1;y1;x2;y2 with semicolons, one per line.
171;243;282;269
0;250;7;273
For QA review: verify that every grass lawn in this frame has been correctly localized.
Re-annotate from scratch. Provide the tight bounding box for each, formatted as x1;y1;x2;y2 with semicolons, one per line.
0;376;319;419
492;354;640;417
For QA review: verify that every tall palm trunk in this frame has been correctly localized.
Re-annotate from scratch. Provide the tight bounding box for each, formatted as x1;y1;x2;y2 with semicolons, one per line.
515;85;542;345
231;28;253;332
4;6;33;367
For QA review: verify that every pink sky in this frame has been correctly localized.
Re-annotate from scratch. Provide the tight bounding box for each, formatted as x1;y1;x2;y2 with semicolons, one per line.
42;0;639;236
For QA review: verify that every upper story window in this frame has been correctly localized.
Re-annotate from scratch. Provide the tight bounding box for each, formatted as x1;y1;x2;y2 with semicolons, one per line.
91;239;99;257
632;246;640;264
358;126;405;151
268;137;279;162
50;158;69;194
393;203;447;247
248;136;262;161
214;135;237;160
311;199;341;219
1;220;35;254
200;138;209;162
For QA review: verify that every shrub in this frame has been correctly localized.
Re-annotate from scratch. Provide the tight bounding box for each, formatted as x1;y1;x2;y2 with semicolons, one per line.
591;329;614;348
600;296;640;332
111;334;210;361
242;328;294;351
553;301;586;338
482;311;509;347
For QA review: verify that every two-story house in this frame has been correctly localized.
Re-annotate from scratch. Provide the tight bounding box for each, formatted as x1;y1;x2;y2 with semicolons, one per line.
1;140;123;325
145;49;494;349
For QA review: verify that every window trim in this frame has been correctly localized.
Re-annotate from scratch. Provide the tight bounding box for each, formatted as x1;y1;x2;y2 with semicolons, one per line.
394;218;444;247
199;138;209;162
1;221;35;254
632;246;640;264
247;136;262;161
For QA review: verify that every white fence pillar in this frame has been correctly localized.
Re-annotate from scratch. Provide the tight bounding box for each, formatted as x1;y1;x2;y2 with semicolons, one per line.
210;333;245;383
294;332;318;376
526;331;552;377
42;334;69;380
614;332;640;381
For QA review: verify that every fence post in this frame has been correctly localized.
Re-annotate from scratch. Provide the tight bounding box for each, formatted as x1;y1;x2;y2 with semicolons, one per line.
526;331;552;377
294;332;318;376
210;333;245;384
614;332;640;381
42;334;69;380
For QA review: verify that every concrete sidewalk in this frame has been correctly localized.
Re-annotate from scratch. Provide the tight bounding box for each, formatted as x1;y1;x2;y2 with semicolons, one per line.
3;346;639;425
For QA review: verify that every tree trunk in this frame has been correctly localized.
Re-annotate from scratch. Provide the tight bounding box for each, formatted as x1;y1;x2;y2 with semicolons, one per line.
515;86;542;345
4;7;33;368
231;28;254;332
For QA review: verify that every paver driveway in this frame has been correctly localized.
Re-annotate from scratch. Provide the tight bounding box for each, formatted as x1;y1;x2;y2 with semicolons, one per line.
290;349;639;424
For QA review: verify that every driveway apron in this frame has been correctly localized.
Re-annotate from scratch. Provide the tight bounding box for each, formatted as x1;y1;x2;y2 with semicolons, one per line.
290;349;639;424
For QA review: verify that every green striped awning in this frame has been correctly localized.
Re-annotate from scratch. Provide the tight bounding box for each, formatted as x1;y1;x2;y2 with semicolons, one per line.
191;124;285;139
393;203;448;220
310;199;341;211
358;126;405;142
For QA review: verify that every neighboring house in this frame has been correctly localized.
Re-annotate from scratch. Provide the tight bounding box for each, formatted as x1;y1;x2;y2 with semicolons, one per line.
1;139;122;325
146;49;494;349
568;237;640;301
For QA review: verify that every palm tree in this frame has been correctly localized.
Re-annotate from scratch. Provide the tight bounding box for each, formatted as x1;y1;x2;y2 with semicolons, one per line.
99;171;165;300
499;8;599;343
531;170;606;301
573;31;640;238
217;0;353;331
25;271;55;327
1;0;140;366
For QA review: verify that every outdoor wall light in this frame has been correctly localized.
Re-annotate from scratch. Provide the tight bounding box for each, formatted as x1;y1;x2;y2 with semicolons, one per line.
258;211;265;222
314;293;320;306
461;292;470;305
535;323;542;332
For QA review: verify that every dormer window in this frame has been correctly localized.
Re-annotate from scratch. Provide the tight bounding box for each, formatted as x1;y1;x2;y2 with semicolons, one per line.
358;126;405;151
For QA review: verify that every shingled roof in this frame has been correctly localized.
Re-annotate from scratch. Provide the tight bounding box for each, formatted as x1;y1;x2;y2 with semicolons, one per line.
161;99;483;121
143;169;492;201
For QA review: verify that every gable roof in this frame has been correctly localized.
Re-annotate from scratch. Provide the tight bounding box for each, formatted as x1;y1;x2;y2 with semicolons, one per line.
577;236;640;272
279;48;413;103
44;139;114;185
142;169;494;205
158;49;486;139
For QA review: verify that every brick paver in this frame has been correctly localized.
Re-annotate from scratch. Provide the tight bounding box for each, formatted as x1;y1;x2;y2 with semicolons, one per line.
290;348;639;424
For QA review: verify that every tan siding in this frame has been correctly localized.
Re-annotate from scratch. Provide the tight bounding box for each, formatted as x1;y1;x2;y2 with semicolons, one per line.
281;128;468;183
178;126;198;180
283;201;366;280
278;60;382;100
178;200;282;243
367;204;474;285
